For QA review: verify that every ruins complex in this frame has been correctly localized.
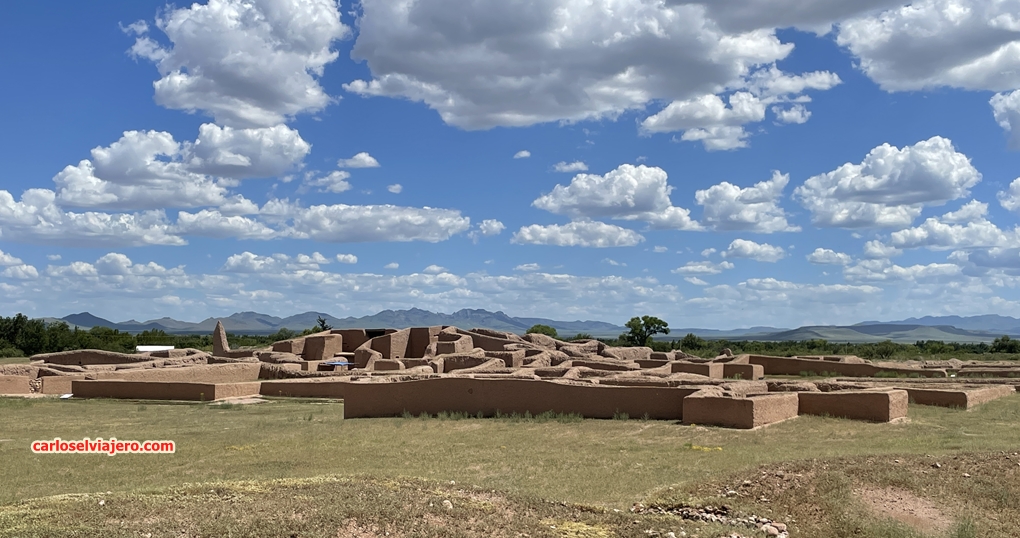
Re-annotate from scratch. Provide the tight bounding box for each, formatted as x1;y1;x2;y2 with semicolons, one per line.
1;322;1018;429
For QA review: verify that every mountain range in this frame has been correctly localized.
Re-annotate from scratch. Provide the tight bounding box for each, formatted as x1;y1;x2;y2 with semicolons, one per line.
40;310;1020;343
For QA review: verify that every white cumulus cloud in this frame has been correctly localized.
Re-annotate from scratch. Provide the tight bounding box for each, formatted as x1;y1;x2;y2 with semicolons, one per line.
338;152;381;168
512;221;645;248
695;171;798;232
806;247;852;265
553;161;588;173
513;150;531;159
721;239;786;262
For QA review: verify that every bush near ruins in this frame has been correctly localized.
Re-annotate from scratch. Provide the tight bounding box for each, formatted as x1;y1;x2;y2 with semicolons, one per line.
526;324;558;338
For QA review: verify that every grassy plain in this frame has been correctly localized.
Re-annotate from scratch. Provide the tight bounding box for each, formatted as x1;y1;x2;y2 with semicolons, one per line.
1;395;1019;537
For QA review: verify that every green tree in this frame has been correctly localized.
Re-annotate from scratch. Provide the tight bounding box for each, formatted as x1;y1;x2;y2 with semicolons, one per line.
873;340;898;360
680;332;705;351
526;324;558;338
569;333;594;341
314;316;333;332
620;316;669;346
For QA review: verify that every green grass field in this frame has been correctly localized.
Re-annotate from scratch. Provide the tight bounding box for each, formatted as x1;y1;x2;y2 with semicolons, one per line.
1;395;1020;537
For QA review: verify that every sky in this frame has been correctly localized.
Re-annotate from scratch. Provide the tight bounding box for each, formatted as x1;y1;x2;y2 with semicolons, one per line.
2;0;1020;329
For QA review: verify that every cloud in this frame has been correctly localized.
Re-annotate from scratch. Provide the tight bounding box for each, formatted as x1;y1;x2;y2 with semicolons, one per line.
129;0;350;127
602;258;626;267
0;249;24;266
512;221;645;248
941;200;988;224
684;276;709;286
344;0;794;130
794;136;981;228
675;0;903;34
640;66;841;149
54;125;309;211
863;240;902;259
469;219;506;242
423;264;447;274
671;260;735;275
338;152;381;168
653;246;668;253
222;251;332;273
514;263;541;272
806;247;852;265
772;104;811;124
305;171;353;193
0;188;184;247
2;264;38;280
553;161;588;173
384;262;399;269
513;150;531;159
387;184;403;194
887;211;1020;251
271;201;471;243
844;259;962;283
999;178;1020;212
991;90;1020;150
721;239;786;262
532;164;702;231
695;171;799;232
837;0;1020;92
336;254;358;264
174;210;276;239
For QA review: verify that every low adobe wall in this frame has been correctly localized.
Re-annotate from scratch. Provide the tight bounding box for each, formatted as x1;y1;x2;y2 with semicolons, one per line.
672;363;724;378
30;350;156;366
0;375;31;394
723;364;764;380
71;380;261;401
683;393;799;429
90;363;261;383
270;377;700;419
260;379;355;398
41;375;85;394
747;355;946;378
797;390;908;422
900;386;1015;409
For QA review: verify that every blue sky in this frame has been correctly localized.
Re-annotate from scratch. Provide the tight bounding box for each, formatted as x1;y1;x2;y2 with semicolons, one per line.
2;0;1020;329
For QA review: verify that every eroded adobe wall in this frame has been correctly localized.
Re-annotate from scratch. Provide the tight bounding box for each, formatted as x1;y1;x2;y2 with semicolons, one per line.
71;380;262;401
747;355;946;378
0;375;32;394
901;386;1015;409
339;377;698;419
89;363;261;383
682;393;799;429
408;327;444;358
29;350;156;366
797;390;908;422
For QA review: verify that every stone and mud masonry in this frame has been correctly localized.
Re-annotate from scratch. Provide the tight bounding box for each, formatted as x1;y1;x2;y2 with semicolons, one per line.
2;321;1019;428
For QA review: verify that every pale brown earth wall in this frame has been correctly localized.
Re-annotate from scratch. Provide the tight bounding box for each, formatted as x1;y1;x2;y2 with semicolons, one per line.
343;378;696;419
88;363;261;383
30;350;156;366
683;393;799;429
0;375;31;394
901;386;1015;408
71;380;261;401
797;390;908;422
747;355;946;378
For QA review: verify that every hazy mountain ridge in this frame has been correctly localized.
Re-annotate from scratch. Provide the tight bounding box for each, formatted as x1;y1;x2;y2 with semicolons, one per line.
45;311;1020;343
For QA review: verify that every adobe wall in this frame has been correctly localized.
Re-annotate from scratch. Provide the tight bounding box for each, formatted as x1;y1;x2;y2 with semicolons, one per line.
303;334;343;361
337;378;697;419
371;329;410;359
90;363;261;383
331;329;370;353
408;327;444;358
0;375;31;394
901;386;1015;409
272;339;304;354
29;350;155;366
683;393;799;429
436;332;474;355
747;355;946;378
455;329;515;352
797;390;908;422
723;364;764;380
260;379;355;398
41;375;83;394
71;380;262;401
672;363;724;378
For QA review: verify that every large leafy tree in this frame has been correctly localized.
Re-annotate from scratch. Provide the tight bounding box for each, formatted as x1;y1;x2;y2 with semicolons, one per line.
621;316;669;346
526;324;558;338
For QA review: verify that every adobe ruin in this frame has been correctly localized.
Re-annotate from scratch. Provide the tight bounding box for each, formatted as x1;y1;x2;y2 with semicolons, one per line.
1;320;1018;429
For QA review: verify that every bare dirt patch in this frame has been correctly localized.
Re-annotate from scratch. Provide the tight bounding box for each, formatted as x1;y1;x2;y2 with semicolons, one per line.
854;485;952;534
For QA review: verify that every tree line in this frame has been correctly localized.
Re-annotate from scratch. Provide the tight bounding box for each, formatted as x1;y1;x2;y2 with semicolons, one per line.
3;312;1018;360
